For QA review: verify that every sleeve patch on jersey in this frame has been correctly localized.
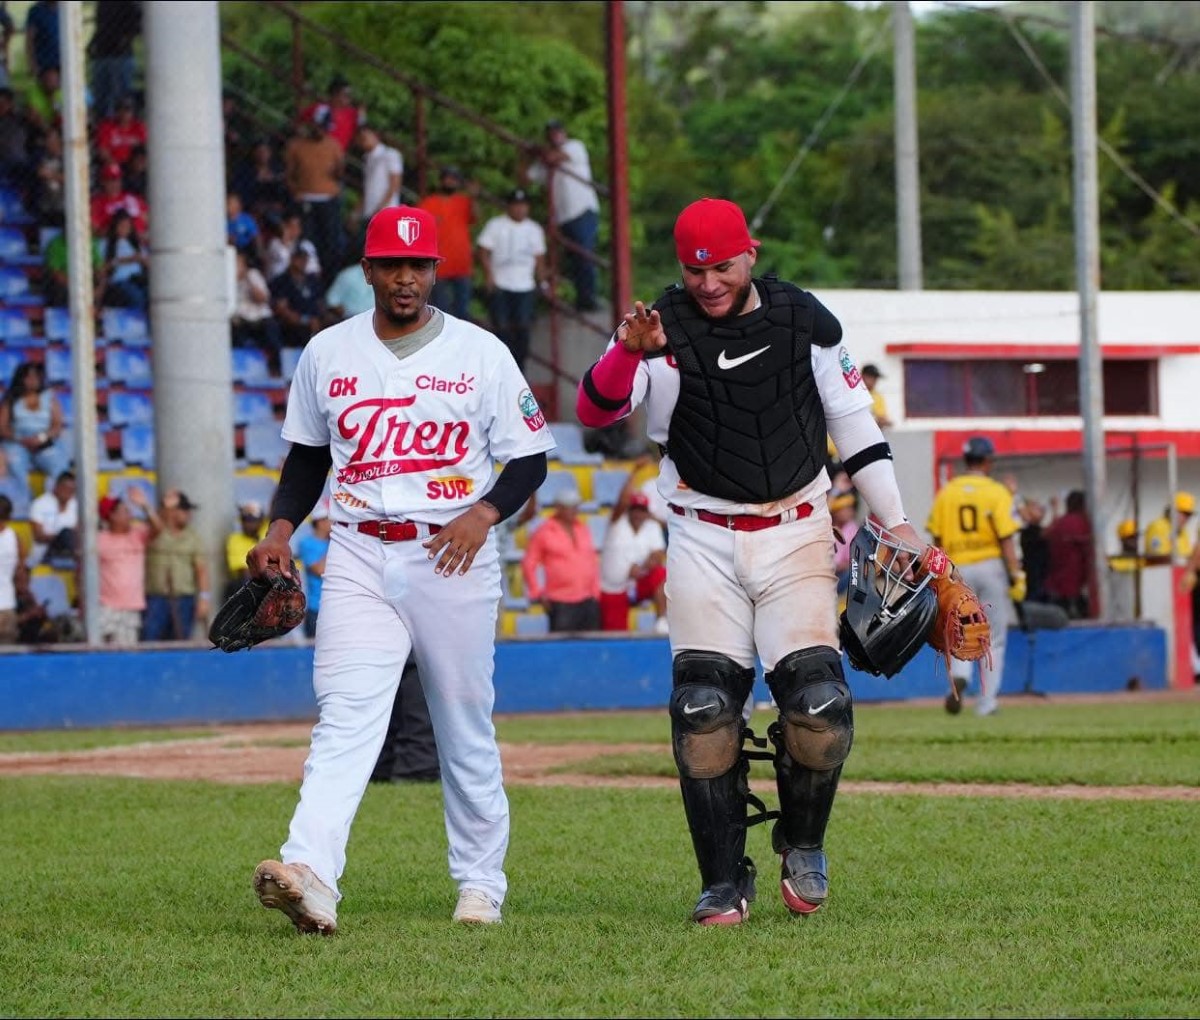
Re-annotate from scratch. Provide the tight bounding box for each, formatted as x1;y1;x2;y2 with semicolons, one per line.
518;388;546;432
839;346;862;389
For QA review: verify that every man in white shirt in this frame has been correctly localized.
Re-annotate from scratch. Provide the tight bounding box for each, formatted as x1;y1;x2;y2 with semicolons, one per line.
524;118;600;312
29;470;78;567
599;492;667;633
475;188;547;372
357;126;403;222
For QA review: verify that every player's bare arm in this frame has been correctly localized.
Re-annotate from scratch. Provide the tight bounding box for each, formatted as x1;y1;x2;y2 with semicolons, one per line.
423;501;500;577
616;301;666;353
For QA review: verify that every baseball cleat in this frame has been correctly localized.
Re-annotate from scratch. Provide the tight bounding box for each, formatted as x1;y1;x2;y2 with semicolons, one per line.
453;888;502;924
780;847;828;915
253;860;338;935
944;676;968;715
692;859;757;926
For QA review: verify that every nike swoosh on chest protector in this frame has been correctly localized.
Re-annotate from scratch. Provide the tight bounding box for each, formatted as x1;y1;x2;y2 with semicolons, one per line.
716;345;771;370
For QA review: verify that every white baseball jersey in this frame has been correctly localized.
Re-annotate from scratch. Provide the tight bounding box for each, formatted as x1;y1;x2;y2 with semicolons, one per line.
617;332;872;516
283;310;556;524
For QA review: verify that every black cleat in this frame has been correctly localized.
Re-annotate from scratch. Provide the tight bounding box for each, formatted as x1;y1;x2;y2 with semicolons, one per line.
944;676;968;715
692;858;757;926
780;847;828;915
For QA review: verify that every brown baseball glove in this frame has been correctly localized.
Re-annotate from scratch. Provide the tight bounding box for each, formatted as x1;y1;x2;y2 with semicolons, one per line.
208;571;306;652
918;548;992;687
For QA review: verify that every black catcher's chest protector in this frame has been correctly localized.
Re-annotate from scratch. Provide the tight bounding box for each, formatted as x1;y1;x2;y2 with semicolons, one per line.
652;278;832;504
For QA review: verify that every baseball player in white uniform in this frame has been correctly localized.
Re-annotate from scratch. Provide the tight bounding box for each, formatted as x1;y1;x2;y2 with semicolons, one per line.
250;205;555;934
577;198;928;926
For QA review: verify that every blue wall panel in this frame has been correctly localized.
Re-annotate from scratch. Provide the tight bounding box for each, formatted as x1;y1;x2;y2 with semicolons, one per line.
0;624;1168;731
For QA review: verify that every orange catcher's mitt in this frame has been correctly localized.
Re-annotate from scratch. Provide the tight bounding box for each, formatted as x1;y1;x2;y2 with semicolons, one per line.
919;547;992;672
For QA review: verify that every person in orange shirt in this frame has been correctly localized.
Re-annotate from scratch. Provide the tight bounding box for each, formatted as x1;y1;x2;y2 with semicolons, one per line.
520;485;601;632
420;166;477;322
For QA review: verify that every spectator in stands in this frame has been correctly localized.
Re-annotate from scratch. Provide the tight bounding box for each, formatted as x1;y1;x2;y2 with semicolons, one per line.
26;66;64;134
324;250;374;322
355;125;402;233
28;469;77;568
860;363;893;429
1018;497;1051;603
122;142;147;196
830;491;859;596
302;74;366;154
599;486;667;634
96;485;160;646
0;446;30;519
270;242;327;348
262;208;319;283
421;165;477;322
1144;493;1194;564
143;488;209;641
523;117;600;312
0;361;71;492
102;208;148;310
297;502;332;638
231;247;282;373
90;159;147;234
0;4;14;91
94;94;146;169
232;136;288;222
0;86;32;185
476;188;547;372
88;0;141;121
42;219;107;307
0;493;25;644
283;108;344;288
226;191;258;254
222;500;266;604
30;125;65;224
1043;489;1093;619
521;485;601;632
1109;519;1142;624
24;1;61;81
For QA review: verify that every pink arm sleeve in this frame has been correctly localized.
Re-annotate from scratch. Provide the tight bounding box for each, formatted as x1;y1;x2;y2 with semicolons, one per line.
576;342;643;427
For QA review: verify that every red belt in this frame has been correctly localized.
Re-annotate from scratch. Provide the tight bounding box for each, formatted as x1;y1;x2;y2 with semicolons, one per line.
339;520;443;543
670;502;813;531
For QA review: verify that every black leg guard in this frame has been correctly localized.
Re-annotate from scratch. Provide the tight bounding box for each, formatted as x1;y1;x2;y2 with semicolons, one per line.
669;651;756;890
765;646;854;852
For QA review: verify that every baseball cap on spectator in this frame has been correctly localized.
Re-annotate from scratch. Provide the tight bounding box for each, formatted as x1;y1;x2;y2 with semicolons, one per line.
364;205;441;261
555;487;582;508
1175;492;1195;514
162;489;198;511
862;363;883;379
545;118;565;131
507;188;530;204
311;502;330;521
98;495;121;522
101;162;123;181
1117;519;1137;540
239;501;264;520
674;198;761;267
628;493;651;510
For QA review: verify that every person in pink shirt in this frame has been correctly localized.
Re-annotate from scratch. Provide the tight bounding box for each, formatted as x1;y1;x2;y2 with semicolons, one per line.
96;485;161;645
521;485;600;632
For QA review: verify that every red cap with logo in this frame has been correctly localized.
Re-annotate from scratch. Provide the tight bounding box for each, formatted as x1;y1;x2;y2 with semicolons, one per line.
364;205;442;261
628;493;651;510
673;198;760;267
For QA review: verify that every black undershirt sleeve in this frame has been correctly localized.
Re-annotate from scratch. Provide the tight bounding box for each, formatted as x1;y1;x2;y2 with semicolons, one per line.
481;452;548;522
269;442;333;529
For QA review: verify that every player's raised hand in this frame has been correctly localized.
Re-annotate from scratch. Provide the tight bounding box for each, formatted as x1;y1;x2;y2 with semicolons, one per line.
424;502;498;577
616;301;666;354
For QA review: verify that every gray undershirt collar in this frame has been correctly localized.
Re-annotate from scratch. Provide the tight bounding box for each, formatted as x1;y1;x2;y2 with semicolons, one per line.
379;307;445;360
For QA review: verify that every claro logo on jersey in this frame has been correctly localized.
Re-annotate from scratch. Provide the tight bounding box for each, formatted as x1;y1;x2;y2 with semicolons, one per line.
335;396;469;485
519;388;546;432
839;347;862;389
416;373;475;394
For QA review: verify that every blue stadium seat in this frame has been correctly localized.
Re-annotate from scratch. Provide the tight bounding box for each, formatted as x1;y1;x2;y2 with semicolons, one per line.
233;389;276;426
43;306;70;341
547;421;604;465
0;346;25;384
105;346;152;387
234;473;278;513
119;423;155;468
103;474;156;505
537;469;583;506
232;347;271;385
243;420;289;469
97;428;124;468
29;572;71;616
586;512;609;549
38;227;62;254
56;387;72;424
280;347;303;380
107;389;153;427
0;267;38;304
0;226;39;266
0;186;33;225
0;306;32;342
44;345;71;384
514;612;550;637
590;468;631;509
101;306;149;346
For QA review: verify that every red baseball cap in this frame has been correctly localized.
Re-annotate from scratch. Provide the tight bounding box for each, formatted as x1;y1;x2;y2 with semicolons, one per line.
364;205;442;261
101;162;123;181
673;198;760;267
628;493;651;510
98;495;121;522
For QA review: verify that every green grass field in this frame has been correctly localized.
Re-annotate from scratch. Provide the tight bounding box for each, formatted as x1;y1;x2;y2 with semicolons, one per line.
1;697;1198;1018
